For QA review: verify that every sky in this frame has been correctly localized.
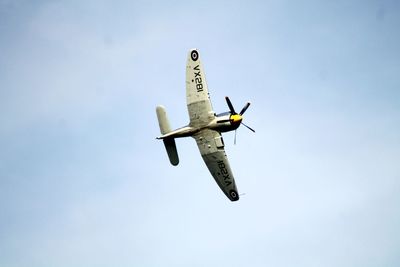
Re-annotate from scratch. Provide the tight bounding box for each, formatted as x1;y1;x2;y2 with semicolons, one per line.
0;0;399;266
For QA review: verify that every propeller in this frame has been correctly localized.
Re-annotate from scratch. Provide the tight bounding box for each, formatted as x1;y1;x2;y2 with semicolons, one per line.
225;96;236;114
239;102;251;116
234;129;237;145
223;96;255;144
225;96;251;116
241;122;255;133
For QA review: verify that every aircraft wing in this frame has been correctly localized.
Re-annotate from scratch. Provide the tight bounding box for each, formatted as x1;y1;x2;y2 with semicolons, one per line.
193;129;239;201
186;49;215;128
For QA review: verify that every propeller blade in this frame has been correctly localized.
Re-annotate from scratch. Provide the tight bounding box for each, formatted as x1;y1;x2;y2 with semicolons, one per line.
234;129;237;145
225;96;236;114
217;119;231;123
241;122;255;133
239;102;251;115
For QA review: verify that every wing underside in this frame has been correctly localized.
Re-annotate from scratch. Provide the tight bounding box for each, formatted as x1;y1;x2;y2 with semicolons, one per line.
194;129;239;201
186;49;215;128
186;49;239;201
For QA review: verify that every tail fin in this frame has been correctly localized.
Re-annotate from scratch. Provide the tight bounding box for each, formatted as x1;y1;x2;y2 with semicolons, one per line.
156;106;179;166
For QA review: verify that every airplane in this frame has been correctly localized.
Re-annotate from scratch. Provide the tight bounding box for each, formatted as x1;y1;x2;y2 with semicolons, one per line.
156;49;254;201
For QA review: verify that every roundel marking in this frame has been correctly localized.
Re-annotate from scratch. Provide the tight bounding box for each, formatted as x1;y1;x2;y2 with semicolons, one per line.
230;191;238;199
191;50;199;61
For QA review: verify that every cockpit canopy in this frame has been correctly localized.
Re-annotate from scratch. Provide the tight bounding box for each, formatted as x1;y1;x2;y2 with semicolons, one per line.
216;111;231;117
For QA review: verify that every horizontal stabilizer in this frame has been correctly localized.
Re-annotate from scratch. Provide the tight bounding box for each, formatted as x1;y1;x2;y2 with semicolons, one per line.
163;138;179;166
156;105;179;166
156;105;171;135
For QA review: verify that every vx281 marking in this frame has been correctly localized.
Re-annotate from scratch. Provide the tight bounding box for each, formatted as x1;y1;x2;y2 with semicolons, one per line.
193;65;203;92
217;160;232;186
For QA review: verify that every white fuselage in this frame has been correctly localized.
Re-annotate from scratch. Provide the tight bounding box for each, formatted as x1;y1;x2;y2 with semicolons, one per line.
157;114;241;140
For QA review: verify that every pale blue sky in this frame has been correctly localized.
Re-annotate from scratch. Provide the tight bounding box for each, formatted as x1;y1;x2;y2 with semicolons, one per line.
1;1;399;266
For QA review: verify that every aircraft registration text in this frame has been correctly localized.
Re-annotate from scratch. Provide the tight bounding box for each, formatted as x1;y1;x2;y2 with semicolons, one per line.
217;160;232;186
193;65;203;92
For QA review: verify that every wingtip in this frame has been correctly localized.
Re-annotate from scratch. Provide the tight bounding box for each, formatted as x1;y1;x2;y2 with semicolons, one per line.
229;190;240;201
188;49;199;62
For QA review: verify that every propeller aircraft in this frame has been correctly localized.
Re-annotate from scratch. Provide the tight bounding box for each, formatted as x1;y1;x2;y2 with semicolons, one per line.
156;49;254;201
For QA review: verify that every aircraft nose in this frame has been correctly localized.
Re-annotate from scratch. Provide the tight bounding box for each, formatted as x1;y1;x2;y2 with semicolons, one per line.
231;114;242;123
